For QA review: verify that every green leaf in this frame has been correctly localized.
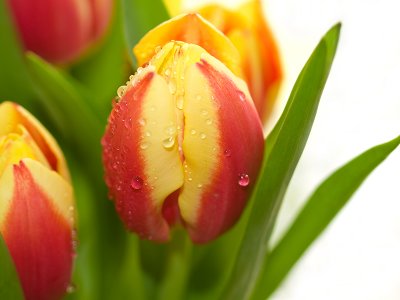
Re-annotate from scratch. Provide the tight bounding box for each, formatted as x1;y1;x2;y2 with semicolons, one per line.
0;234;24;300
25;52;104;171
0;0;35;106
70;0;128;120
222;23;341;300
121;0;170;67
254;135;400;299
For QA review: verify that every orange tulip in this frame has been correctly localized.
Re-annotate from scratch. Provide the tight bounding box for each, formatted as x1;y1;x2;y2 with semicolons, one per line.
0;102;75;300
102;14;264;244
164;0;282;122
7;0;113;63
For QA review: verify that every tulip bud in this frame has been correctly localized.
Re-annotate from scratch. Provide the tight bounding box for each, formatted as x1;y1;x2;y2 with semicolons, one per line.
0;102;75;300
164;0;282;122
102;14;264;244
7;0;113;63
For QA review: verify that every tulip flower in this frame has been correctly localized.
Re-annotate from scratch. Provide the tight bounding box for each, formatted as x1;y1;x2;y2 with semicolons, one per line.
0;102;75;300
164;0;282;123
102;14;264;244
7;0;113;63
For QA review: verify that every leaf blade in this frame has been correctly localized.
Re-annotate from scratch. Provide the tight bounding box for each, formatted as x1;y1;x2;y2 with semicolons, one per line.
0;234;24;300
222;23;341;300
121;0;169;67
254;135;400;299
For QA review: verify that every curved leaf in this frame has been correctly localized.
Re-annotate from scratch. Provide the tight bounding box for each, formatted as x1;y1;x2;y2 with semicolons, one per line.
0;234;24;300
222;23;341;300
253;135;400;299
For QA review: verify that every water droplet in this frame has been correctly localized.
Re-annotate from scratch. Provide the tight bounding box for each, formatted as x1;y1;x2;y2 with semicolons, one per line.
224;149;232;157
140;142;149;150
117;86;126;98
66;283;76;294
176;95;184;109
169;80;177;94
124;117;132;129
197;183;203;188
201;109;208;116
196;95;202;101
188;177;193;181
137;67;143;74
238;91;246;102
131;176;144;190
164;68;171;76
206;119;212;125
154;176;158;180
162;136;175;149
164;125;176;136
200;133;206;140
190;129;196;135
150;106;156;112
145;131;151;137
238;174;250;187
138;118;146;126
155;45;162;53
112;163;118;170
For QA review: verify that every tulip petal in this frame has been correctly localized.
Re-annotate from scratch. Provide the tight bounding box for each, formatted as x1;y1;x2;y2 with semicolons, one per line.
0;102;70;181
181;52;264;243
102;69;184;242
0;159;74;300
134;13;242;78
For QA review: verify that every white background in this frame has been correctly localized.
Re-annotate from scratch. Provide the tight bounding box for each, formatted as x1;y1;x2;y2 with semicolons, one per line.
187;0;400;299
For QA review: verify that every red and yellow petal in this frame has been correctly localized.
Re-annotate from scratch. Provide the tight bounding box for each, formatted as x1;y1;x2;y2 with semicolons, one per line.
181;52;264;243
102;69;184;242
0;159;74;300
0;102;70;182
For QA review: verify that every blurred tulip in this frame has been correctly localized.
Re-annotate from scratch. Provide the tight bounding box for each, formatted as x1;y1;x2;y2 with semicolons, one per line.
102;14;264;244
7;0;113;63
0;102;75;300
164;0;282;123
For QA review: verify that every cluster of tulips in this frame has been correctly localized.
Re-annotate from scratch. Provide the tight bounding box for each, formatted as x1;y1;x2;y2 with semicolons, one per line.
1;0;282;298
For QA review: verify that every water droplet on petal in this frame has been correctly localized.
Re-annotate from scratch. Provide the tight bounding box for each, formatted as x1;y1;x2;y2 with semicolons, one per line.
145;131;151;137
155;45;162;53
200;133;206;140
162;136;175;149
201;109;208;116
164;68;171;76
197;183;203;188
150;106;156;112
117;86;126;98
238;174;250;187
138;118;146;126
176;95;184;109
131;176;144;190
169;80;177;94
164;125;176;136
196;95;202;101
224;149;232;157
238;91;246;102
190;129;196;135
206;119;212;125
140;142;149;150
66;283;76;294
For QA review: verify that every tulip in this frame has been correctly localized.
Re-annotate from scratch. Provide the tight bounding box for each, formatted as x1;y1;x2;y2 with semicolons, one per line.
102;14;264;244
164;0;283;123
0;102;75;300
7;0;113;63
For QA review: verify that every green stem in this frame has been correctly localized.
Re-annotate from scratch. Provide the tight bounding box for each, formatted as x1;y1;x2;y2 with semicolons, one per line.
157;230;192;300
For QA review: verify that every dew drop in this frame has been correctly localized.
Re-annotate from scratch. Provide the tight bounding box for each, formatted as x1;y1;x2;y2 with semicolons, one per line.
164;68;171;76
164;125;176;136
197;183;203;188
176;95;184;110
131;176;144;190
150;106;156;112
201;109;208;116
206;119;212;125
140;142;149;150
200;133;206;140
188;177;193;181
238;91;246;102
238;174;250;187
117;86;126;98
190;129;196;135
124;117;132;129
224;149;232;157
162;136;175;149
169;80;177;94
138;118;146;126
145;131;151;137
66;283;76;294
